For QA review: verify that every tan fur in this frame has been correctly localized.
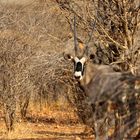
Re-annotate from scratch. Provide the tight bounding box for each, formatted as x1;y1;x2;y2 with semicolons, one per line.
80;62;115;87
79;62;125;102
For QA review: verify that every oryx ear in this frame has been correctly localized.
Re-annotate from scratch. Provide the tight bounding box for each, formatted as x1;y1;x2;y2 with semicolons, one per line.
87;43;96;60
89;54;95;60
63;53;73;61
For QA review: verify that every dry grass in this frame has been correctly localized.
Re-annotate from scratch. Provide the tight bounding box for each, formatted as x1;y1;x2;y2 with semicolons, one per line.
0;0;139;139
0;0;89;139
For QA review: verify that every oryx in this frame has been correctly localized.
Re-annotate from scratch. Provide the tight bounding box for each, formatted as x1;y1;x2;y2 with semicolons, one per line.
63;15;140;139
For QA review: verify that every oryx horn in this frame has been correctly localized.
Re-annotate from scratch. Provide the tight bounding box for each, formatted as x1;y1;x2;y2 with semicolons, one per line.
73;14;78;55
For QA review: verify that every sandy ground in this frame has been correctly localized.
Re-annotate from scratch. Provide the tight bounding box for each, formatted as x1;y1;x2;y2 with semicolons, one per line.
0;120;94;140
0;109;94;140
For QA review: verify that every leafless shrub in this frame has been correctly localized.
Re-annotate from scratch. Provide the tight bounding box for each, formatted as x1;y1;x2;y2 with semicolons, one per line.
0;1;139;139
56;0;140;139
0;0;78;131
0;29;40;130
56;0;140;73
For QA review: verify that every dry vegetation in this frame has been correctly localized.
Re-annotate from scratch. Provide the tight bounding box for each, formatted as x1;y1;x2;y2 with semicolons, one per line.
0;0;85;139
0;0;139;140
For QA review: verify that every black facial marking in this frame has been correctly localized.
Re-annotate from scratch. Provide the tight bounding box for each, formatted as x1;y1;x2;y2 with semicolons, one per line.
75;62;82;71
74;61;85;76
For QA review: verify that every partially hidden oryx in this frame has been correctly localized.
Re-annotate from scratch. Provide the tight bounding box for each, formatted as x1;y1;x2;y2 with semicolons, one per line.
63;16;140;139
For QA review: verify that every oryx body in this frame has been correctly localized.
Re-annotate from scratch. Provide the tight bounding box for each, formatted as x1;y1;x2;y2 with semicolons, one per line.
63;15;139;139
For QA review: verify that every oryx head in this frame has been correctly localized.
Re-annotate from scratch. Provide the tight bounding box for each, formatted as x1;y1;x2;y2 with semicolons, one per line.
64;41;95;81
63;15;95;81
